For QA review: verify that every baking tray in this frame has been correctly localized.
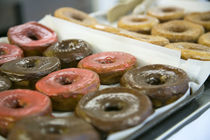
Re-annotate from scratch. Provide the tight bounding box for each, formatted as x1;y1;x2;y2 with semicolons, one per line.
156;100;210;140
125;85;204;140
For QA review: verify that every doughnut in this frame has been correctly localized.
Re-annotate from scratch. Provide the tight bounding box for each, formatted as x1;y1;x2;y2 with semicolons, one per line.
0;89;52;136
118;15;159;34
184;11;210;31
118;29;169;46
0;56;60;89
0;43;23;65
76;87;153;132
54;7;97;27
77;51;137;85
8;116;100;140
36;68;100;111
89;23;120;34
44;39;93;68
121;64;189;108
147;6;184;22
151;20;204;42
7;22;58;56
198;32;210;47
165;42;210;61
0;76;12;91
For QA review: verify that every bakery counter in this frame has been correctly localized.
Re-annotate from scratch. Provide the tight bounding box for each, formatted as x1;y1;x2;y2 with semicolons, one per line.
131;76;210;140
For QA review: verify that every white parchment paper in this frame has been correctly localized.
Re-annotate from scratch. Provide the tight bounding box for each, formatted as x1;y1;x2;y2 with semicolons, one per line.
37;15;209;140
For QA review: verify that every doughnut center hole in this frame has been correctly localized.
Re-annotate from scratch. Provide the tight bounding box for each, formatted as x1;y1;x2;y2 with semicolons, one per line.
132;18;147;23
42;125;67;134
6;99;25;109
169;27;186;33
97;57;115;64
162;8;175;12
104;102;123;112
146;76;167;85
0;48;6;55
27;32;39;40
57;76;73;85
201;16;210;21
72;15;84;21
21;59;36;68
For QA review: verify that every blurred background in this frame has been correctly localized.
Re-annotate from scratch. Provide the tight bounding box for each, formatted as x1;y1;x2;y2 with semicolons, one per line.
0;0;209;36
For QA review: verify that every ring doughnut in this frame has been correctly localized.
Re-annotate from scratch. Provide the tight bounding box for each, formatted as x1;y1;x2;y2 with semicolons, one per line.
44;39;93;68
54;7;97;27
198;32;210;47
8;22;58;56
0;76;12;92
76;87;153;132
117;15;159;34
165;42;210;61
0;56;60;89
151;20;204;42
77;51;137;85
8;116;100;140
0;43;23;65
36;68;100;111
147;6;184;22
0;89;52;136
184;11;210;31
121;64;189;108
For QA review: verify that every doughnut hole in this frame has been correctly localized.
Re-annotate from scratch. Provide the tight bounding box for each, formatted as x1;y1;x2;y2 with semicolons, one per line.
0;48;6;55
131;18;148;23
161;8;176;13
96;57;115;64
17;59;37;69
55;76;74;85
40;124;68;135
169;26;187;33
5;97;26;109
146;75;168;85
103;101;124;112
27;32;39;41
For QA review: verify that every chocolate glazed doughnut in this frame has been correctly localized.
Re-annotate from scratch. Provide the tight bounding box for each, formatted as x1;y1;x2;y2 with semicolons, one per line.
8;22;58;56
0;56;60;89
8;116;100;140
0;89;52;137
121;64;189;108
76;87;153;132
44;39;93;68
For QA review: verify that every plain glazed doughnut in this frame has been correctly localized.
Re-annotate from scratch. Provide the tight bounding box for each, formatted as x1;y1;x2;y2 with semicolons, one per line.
77;51;137;85
151;20;204;42
117;15;159;34
118;29;169;46
76;87;153;132
36;68;100;111
165;42;210;61
121;64;189;108
8;22;58;56
185;11;210;31
0;89;52;136
44;39;93;68
198;32;210;47
0;43;23;65
54;7;97;27
8;116;100;140
147;6;184;22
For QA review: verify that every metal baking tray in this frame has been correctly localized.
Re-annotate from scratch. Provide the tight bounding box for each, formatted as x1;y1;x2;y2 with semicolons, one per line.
157;101;210;140
125;85;204;140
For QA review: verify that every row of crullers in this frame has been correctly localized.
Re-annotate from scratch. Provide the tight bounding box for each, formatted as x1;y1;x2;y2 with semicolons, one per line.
0;11;189;140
